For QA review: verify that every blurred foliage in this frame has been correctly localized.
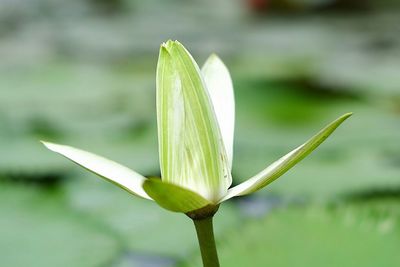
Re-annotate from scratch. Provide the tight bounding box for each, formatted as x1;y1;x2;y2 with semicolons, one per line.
63;175;241;258
182;201;400;267
0;183;120;267
0;0;399;266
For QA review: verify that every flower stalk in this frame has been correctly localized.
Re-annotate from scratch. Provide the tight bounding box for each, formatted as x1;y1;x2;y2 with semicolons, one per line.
193;217;220;267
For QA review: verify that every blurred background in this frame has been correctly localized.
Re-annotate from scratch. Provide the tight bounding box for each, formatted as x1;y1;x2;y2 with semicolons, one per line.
1;0;400;266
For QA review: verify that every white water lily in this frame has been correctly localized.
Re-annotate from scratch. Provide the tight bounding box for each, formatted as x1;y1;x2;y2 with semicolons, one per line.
42;40;351;215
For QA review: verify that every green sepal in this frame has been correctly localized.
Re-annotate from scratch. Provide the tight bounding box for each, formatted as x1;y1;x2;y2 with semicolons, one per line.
143;178;212;213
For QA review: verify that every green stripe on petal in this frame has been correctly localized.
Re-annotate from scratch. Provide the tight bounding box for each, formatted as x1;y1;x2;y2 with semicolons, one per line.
202;54;235;169
143;178;212;213
220;113;352;202
156;41;231;202
41;141;151;200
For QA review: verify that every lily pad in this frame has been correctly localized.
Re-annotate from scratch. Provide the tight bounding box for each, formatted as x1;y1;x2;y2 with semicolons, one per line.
0;183;120;267
181;204;400;267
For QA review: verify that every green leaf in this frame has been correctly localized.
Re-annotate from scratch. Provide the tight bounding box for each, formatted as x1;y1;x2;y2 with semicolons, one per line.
41;141;151;200
156;40;231;202
202;54;235;169
221;113;352;202
143;178;212;213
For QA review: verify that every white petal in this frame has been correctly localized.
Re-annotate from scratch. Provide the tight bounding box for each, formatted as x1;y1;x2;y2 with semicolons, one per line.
220;113;352;202
156;41;231;202
41;141;151;200
202;54;235;169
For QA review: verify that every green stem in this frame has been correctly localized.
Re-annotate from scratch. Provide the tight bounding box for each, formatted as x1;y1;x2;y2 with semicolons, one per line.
193;217;220;267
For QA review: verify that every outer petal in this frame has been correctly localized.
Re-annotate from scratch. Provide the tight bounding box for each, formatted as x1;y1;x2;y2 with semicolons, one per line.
156;40;231;202
143;178;212;213
202;54;235;169
41;141;151;200
220;113;352;202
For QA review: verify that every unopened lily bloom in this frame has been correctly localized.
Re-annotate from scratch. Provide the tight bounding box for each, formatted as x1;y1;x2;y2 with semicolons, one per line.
42;40;351;218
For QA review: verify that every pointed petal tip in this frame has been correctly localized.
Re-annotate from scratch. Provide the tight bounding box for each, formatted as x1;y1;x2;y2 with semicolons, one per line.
41;141;75;156
161;40;180;50
40;140;60;152
207;53;222;62
342;112;353;119
334;112;353;125
173;40;181;45
170;40;190;53
159;45;169;53
40;140;49;145
160;40;174;52
203;53;230;75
